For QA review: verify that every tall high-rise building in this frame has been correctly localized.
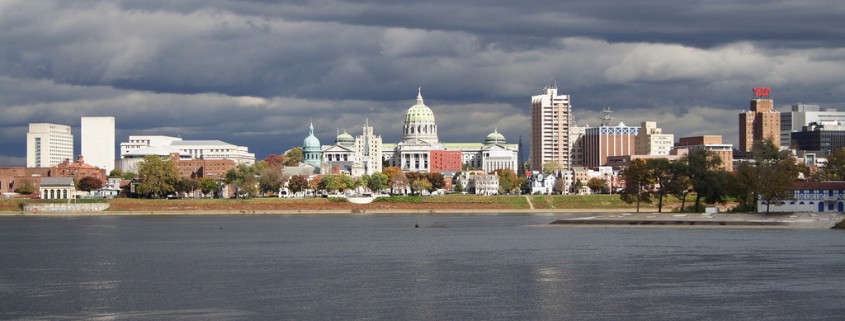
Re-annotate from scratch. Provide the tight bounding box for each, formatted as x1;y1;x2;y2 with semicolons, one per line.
530;85;572;171
81;116;115;172
26;123;74;168
739;87;780;152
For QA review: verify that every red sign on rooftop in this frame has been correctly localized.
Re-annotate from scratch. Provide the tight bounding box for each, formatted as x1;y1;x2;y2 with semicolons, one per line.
753;87;771;97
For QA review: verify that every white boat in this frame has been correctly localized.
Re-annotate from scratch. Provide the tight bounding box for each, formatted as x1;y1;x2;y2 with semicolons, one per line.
347;195;375;204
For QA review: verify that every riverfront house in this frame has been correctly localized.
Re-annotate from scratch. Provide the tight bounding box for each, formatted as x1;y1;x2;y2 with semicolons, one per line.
758;181;845;213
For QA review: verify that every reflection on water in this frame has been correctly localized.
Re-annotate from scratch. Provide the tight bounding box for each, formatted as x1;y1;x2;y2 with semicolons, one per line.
1;214;844;320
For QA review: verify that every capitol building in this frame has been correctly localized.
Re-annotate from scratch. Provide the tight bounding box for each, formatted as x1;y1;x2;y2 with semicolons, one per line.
302;89;518;175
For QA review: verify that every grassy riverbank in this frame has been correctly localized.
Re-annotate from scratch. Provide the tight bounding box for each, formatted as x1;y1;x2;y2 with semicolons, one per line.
1;194;706;213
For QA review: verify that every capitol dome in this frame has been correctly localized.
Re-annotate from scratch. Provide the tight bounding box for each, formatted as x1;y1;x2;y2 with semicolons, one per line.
484;129;507;145
405;98;436;123
336;131;354;146
401;88;439;144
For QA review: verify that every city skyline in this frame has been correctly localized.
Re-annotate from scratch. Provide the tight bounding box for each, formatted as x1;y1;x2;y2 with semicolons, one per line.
2;1;845;166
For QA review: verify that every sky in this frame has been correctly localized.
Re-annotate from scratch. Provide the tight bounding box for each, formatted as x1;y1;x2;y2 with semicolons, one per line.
2;0;845;166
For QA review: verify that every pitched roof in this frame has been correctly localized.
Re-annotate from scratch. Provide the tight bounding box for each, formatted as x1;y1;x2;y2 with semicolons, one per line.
793;181;845;190
40;177;75;187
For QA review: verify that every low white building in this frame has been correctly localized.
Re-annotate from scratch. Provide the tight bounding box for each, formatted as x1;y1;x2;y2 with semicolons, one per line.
473;174;500;196
39;177;76;200
759;181;845;213
118;136;255;172
529;173;556;195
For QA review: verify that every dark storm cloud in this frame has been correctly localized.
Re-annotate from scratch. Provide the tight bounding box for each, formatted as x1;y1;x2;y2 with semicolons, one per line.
1;0;844;165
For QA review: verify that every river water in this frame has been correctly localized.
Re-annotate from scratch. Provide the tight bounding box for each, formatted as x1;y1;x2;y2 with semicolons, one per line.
1;213;844;320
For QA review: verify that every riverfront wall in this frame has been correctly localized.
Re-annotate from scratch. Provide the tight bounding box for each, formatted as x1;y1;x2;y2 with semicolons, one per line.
23;203;110;212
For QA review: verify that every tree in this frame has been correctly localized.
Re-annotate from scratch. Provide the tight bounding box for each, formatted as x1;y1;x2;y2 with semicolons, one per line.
320;174;353;193
383;166;404;187
542;160;563;174
308;175;322;193
367;172;389;193
225;163;258;198
574;179;584;195
411;178;433;194
822;147;845;180
136;155;179;198
454;180;464;193
646;158;675;213
496;168;518;194
176;177;200;197
587;177;607;194
283;148;303;166
14;179;35;195
684;150;726;212
259;167;287;196
619;159;654;212
390;172;408;194
356;174;370;189
427;172;446;191
753;140;799;213
199;178;218;196
77;176;104;192
554;178;566;195
109;168;136;180
666;161;691;212
728;162;760;212
288;175;309;194
264;154;285;168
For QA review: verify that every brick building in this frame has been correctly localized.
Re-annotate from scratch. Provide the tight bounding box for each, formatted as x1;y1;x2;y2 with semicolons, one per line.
170;153;236;179
739;87;780;152
429;150;462;172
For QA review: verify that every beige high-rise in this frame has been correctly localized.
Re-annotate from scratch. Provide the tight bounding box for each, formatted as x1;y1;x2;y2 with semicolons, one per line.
739;91;780;152
27;123;73;168
530;86;572;171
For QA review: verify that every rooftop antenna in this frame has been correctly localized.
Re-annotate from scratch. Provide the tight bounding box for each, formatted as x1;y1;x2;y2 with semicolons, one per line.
600;106;614;126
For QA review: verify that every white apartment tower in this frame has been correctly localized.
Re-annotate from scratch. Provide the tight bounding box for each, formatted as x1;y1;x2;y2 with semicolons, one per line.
26;123;74;168
530;85;572;171
81;116;116;172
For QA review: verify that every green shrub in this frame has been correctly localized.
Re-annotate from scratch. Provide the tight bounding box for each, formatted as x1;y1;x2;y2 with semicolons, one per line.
374;196;422;203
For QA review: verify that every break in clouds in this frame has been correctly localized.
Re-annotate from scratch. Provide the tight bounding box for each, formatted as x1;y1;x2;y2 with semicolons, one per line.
2;0;845;165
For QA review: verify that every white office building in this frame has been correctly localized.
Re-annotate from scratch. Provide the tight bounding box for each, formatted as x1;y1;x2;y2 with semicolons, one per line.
81;116;115;172
781;104;845;149
26;123;74;168
118;136;255;172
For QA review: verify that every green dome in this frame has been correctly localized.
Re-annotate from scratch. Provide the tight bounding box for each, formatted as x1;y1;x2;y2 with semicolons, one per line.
336;131;354;146
303;123;321;152
484;129;506;145
406;104;436;122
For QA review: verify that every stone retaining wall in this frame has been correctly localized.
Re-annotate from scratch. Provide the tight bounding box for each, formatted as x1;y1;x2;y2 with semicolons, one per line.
23;203;110;212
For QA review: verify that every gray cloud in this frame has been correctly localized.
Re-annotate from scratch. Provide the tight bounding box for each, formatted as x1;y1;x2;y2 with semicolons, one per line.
1;0;844;166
